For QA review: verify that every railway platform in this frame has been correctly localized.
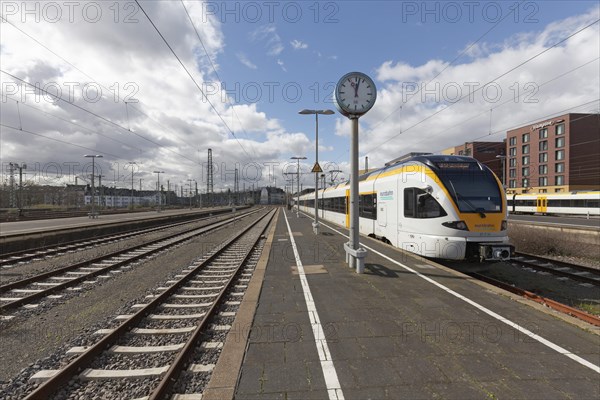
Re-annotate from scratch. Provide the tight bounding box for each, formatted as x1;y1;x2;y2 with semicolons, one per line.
207;207;599;399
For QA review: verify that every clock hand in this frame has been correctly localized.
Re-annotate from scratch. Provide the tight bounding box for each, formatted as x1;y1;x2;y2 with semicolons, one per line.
354;77;360;97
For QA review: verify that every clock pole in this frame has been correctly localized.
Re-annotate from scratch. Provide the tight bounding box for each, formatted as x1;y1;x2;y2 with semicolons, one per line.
334;71;376;274
348;115;365;272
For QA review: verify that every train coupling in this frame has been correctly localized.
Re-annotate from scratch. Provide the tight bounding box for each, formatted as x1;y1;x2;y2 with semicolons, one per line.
478;243;514;262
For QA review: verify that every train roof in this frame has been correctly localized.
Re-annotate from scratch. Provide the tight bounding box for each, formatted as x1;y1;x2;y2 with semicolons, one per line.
358;154;483;182
320;155;486;194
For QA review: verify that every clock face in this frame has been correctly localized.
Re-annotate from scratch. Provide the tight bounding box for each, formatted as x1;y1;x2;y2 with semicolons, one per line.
335;72;377;117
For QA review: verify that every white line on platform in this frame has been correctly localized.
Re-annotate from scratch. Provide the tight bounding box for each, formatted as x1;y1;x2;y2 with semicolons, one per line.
283;211;344;400
316;216;600;375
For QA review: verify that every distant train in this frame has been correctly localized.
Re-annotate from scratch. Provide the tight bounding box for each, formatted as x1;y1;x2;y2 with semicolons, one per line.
508;192;600;216
297;155;513;262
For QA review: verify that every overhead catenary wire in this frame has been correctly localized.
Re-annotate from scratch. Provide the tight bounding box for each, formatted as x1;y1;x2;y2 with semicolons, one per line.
1;123;121;158
363;17;600;157
412;58;600;151
0;70;199;164
0;14;205;166
367;0;525;134
134;0;255;164
2;95;142;153
179;0;260;161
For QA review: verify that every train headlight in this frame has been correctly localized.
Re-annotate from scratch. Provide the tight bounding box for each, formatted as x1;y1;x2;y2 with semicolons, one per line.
442;221;469;231
501;220;508;230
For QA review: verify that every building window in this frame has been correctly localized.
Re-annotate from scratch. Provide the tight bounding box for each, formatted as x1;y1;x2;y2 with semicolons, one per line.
555;149;565;160
556;123;564;135
509;169;516;178
539;153;548;163
555;188;563;193
539;176;548;186
539;165;547;174
509;137;517;146
522;178;529;188
540;189;547;193
539;128;548;139
522;167;529;176
539;141;548;151
509;147;517;156
465;148;472;156
522;144;529;154
555;175;564;185
458;150;463;155
522;156;529;165
522;133;530;143
555;137;565;148
509;180;516;188
509;158;517;167
555;163;564;173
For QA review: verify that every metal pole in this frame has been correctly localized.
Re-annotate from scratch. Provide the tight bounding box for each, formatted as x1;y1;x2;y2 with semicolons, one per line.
297;158;300;218
131;167;134;209
91;157;95;216
344;117;367;273
313;113;319;234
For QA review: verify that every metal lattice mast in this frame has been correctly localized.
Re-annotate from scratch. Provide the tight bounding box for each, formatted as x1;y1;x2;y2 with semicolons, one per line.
207;148;213;206
8;163;17;208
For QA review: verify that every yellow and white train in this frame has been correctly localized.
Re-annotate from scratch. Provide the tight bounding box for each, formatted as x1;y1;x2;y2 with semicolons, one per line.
508;192;600;215
298;155;513;261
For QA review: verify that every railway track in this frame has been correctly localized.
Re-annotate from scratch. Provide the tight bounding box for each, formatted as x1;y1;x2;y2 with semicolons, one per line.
0;210;260;317
442;253;600;327
470;272;600;327
512;252;600;286
21;208;275;400
0;211;248;267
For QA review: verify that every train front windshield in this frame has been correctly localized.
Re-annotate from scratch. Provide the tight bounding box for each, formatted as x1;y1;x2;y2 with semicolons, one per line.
433;162;502;214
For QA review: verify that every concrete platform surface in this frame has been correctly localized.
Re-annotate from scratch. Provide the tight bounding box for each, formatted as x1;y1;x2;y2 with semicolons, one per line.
232;208;599;399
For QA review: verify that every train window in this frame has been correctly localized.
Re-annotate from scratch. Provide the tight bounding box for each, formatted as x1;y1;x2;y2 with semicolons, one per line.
359;194;377;220
587;200;599;208
404;188;447;219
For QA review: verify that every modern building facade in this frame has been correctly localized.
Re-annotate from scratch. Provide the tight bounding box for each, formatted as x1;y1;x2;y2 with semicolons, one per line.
505;113;599;193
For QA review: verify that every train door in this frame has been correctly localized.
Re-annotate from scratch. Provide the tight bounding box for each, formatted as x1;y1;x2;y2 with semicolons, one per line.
345;189;350;228
536;196;547;213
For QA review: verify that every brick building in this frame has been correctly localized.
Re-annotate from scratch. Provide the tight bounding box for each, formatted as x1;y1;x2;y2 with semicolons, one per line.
505;113;599;193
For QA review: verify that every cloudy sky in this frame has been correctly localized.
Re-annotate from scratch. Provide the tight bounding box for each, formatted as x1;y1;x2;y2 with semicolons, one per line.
1;1;598;193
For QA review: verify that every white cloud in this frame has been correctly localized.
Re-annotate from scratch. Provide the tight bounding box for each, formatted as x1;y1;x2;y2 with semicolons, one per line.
236;53;257;69
290;39;308;50
250;25;284;56
359;8;600;169
0;1;301;190
277;59;287;72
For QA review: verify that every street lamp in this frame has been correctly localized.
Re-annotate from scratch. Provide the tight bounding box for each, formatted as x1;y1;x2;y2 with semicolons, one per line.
299;109;335;234
290;156;306;217
84;154;103;218
284;172;295;209
153;170;164;212
496;155;507;188
320;173;326;219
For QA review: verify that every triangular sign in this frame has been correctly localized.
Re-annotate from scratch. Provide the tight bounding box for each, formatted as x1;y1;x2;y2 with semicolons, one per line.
311;162;323;173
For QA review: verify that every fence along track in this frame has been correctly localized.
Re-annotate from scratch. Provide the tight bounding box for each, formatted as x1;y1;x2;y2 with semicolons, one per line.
23;208;275;400
0;209;261;314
